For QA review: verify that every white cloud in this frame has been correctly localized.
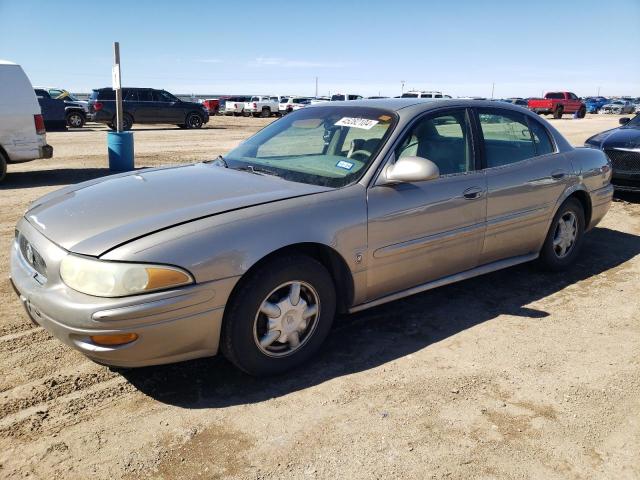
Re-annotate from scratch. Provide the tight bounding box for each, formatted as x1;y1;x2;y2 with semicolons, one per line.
248;57;348;68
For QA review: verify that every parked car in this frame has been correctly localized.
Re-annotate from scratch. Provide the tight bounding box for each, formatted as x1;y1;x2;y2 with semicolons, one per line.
10;99;613;375
585;114;640;192
330;94;363;101
35;88;87;128
498;98;529;108
34;90;66;131
528;92;585;118
401;91;451;99
87;87;209;130
584;97;609;114
309;97;331;104
202;98;220;115
0;60;53;181
221;96;252;116
600;100;635;115
279;96;311;114
36;87;89;110
244;96;280;117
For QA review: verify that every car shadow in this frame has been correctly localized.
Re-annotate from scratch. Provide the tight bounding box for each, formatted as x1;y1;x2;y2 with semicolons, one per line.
614;191;640;204
119;226;640;409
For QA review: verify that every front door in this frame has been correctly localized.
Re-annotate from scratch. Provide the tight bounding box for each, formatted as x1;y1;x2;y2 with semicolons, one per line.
366;108;487;301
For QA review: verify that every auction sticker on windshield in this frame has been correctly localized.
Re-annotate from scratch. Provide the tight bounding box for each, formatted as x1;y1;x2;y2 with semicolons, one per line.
334;117;379;130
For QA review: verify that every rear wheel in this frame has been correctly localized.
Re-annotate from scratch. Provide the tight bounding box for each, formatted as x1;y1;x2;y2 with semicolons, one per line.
0;150;7;182
261;107;271;118
221;255;336;376
538;198;585;271
553;106;564;119
110;114;133;131
184;112;204;129
66;111;85;128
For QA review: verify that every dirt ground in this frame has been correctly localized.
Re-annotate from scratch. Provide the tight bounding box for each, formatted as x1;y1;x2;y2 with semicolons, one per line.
0;113;638;480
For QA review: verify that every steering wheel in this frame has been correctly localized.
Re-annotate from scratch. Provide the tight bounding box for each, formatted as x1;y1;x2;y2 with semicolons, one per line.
348;149;372;161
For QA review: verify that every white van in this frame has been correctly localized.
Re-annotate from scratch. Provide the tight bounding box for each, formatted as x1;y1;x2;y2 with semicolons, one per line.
401;90;451;99
0;60;53;181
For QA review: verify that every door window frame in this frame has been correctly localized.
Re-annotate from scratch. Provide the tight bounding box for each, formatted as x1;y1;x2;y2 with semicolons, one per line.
470;107;559;170
370;107;481;187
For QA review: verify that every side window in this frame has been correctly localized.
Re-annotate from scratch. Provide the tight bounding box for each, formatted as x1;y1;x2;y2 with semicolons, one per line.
478;109;535;167
99;89;116;100
395;109;473;175
528;119;555;156
153;90;173;102
138;90;153;102
48;89;64;99
568;93;578;100
124;90;138;101
34;89;49;98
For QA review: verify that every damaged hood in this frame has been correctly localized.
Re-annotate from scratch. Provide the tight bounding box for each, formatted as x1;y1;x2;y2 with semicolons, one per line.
25;163;330;256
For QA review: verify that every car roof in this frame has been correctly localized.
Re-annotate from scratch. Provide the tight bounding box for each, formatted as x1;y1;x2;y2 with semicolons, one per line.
308;97;545;116
0;59;18;65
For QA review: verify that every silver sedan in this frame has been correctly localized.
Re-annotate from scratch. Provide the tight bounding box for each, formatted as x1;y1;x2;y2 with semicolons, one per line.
10;99;613;375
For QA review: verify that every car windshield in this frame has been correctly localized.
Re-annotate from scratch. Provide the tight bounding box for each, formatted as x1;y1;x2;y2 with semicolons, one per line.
223;106;397;188
621;114;640;129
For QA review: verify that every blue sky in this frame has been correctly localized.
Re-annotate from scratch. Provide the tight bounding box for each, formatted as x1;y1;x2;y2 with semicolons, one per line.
1;0;639;98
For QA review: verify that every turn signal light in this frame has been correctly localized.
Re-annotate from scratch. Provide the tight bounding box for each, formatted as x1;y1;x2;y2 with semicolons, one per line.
90;333;138;346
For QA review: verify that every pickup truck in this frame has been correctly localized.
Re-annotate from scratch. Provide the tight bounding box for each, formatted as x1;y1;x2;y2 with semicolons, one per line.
528;92;586;119
244;96;280;117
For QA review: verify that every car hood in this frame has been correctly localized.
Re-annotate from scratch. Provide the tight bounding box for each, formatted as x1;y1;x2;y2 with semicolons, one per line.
25;163;331;256
587;127;640;149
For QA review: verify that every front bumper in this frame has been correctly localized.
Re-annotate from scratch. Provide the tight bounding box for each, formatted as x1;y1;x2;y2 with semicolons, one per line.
9;219;239;367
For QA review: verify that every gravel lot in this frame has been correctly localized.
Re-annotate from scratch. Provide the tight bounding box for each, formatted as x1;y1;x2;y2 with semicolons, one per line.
1;113;638;480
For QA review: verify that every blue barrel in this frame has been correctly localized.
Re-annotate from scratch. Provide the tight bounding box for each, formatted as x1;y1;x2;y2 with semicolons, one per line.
107;131;135;171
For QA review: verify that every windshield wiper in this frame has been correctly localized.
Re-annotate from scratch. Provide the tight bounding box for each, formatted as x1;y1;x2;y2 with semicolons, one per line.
204;155;228;167
233;165;281;177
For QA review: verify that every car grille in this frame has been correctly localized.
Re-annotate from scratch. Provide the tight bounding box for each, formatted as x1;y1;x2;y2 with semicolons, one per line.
605;149;640;174
18;233;47;278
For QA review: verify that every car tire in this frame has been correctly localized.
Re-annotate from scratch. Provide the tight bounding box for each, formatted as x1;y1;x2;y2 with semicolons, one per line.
538;198;585;271
577;106;586;118
111;114;133;131
0;150;7;183
184;112;204;129
221;254;336;376
553;106;564;119
261;107;271;118
66;111;85;128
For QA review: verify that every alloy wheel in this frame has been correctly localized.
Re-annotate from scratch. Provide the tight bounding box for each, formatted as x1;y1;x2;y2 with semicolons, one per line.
553;211;578;258
253;281;320;358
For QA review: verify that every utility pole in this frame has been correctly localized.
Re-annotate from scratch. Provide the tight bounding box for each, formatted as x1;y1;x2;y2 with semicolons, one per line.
597;86;601;96
401;80;406;95
491;82;495;99
315;76;318;98
113;42;123;132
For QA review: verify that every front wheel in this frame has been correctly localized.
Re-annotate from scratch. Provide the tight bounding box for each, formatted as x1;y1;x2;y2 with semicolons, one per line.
184;112;203;129
538;198;585;271
221;255;336;376
577;106;586;118
66;111;85;128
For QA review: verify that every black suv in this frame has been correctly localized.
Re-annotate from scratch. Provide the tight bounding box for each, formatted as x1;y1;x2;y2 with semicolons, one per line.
87;88;209;130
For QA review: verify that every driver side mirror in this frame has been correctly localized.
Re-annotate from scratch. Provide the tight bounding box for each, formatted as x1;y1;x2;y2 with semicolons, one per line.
619;117;631;125
382;155;440;184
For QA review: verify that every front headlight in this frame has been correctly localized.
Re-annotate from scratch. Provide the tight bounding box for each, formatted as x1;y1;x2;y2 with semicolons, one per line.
60;255;193;297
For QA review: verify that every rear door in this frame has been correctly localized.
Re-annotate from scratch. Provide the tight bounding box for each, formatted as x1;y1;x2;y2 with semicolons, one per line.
475;107;575;264
366;108;487;300
135;89;156;122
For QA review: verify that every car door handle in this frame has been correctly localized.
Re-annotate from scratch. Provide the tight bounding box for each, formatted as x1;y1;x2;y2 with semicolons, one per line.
463;187;484;199
551;170;567;180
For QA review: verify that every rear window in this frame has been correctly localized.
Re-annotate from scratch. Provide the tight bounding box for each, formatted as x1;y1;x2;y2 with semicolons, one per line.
97;89;115;101
545;92;565;99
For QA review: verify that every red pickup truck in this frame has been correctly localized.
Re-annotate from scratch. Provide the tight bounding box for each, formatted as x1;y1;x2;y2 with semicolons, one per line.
528;92;586;119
